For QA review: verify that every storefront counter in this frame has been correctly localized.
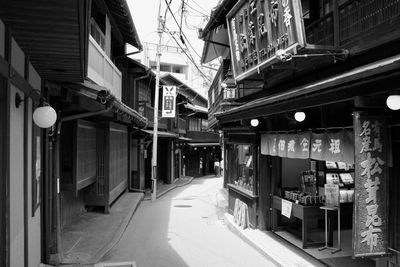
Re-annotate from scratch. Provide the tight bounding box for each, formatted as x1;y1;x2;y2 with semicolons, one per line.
228;184;258;228
272;195;324;248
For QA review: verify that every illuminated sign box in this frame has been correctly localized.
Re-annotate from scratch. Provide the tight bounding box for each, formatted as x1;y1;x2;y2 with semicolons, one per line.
227;0;306;81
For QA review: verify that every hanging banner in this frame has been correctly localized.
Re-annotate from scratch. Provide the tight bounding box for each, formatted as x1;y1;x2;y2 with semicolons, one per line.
309;132;326;161
261;134;278;156
353;112;388;257
310;130;355;164
162;86;176;118
227;0;306;81
261;130;354;163
297;131;311;159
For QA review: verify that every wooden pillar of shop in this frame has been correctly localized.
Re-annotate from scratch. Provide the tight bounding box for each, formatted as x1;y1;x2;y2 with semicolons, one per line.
258;154;271;230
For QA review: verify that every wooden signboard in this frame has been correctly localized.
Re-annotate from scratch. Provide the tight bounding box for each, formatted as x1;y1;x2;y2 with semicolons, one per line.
227;0;306;81
353;112;388;257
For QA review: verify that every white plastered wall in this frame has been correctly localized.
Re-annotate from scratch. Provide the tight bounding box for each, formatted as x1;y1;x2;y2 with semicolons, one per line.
9;36;42;267
28;62;42;267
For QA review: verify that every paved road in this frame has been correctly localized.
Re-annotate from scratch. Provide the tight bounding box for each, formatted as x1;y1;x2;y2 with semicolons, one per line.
99;176;277;267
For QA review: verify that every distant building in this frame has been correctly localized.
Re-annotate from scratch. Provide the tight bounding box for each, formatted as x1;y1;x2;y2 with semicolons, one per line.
130;41;211;97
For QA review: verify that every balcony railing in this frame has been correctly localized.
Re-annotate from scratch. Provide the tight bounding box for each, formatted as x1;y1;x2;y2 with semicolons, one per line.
305;0;400;48
139;104;168;129
88;36;122;100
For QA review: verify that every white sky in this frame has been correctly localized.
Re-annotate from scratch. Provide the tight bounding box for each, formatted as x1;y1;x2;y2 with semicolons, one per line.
128;0;220;62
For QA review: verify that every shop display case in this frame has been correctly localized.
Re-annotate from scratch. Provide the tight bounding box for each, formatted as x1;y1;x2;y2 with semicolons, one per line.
324;161;354;203
227;143;258;228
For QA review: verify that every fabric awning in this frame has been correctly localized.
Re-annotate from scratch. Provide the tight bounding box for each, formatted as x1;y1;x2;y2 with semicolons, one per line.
141;129;178;138
261;130;354;164
188;143;220;147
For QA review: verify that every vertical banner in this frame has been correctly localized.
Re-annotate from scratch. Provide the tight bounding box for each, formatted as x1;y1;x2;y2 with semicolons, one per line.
162;86;176;118
353;112;388;257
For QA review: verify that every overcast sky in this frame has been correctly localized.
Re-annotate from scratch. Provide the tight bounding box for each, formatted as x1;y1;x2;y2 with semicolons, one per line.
128;0;220;61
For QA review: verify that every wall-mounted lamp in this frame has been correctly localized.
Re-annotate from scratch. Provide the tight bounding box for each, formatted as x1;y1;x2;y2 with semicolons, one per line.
386;94;400;110
250;118;259;127
15;91;57;128
294;111;306;122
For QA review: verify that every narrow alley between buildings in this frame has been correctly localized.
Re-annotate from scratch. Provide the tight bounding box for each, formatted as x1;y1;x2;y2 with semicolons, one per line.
98;176;277;267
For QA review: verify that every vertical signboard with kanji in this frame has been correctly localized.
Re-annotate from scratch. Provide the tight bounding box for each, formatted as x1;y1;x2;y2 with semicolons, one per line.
353;112;388;257
227;0;306;81
162;86;176;118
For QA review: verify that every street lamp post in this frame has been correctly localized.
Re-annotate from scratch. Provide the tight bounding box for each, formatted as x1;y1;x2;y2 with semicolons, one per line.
151;0;163;201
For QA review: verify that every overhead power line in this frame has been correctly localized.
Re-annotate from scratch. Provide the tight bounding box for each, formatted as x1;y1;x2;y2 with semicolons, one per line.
164;0;202;59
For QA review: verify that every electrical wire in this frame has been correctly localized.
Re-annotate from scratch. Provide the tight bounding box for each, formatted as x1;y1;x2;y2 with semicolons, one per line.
167;29;211;82
189;0;209;14
164;0;202;59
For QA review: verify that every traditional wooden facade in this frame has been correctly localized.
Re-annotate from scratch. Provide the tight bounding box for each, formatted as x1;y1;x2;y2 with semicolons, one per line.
201;0;400;265
0;0;146;265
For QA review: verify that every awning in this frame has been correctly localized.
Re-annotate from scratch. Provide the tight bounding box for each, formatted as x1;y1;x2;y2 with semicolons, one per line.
201;26;230;64
141;129;178;138
65;80;148;128
217;54;400;123
184;103;208;114
178;136;192;141
0;0;88;82
188;143;220;147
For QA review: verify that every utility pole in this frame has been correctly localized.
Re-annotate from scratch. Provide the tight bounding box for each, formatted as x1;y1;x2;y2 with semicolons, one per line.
152;0;163;201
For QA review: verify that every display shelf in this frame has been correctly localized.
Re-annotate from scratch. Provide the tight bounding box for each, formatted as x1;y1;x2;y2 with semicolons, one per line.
228;183;258;199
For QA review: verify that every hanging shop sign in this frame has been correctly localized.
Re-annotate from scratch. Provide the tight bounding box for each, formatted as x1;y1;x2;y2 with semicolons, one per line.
227;0;306;81
162;86;176;118
353;112;388;257
261;130;354;163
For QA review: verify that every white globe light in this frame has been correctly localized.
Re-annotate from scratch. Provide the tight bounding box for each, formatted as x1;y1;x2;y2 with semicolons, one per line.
250;119;259;127
386;95;400;110
294;111;306;122
33;105;57;128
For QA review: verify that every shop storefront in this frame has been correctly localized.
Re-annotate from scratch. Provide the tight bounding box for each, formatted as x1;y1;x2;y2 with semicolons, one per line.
224;133;259;228
261;129;356;254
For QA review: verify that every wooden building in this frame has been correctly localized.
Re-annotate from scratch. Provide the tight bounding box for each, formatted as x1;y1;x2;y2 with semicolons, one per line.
0;0;147;266
200;0;400;266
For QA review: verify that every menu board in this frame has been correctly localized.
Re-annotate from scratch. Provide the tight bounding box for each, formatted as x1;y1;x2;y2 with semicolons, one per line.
324;184;339;208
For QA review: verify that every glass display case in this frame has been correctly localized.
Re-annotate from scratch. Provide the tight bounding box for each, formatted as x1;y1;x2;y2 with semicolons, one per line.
232;144;255;195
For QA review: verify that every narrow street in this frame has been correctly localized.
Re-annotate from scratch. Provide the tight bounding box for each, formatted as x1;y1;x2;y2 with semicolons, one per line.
99;176;277;267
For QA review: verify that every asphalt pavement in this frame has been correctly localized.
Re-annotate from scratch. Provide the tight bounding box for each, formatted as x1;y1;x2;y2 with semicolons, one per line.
97;175;278;267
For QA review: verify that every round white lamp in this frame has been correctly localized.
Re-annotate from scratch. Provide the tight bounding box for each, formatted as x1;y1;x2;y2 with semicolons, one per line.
386;94;400;110
294;111;306;122
250;118;259;127
33;105;57;128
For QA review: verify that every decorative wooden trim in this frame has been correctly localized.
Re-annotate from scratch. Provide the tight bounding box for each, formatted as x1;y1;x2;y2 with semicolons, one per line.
23;54;29;267
4;24;11;267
